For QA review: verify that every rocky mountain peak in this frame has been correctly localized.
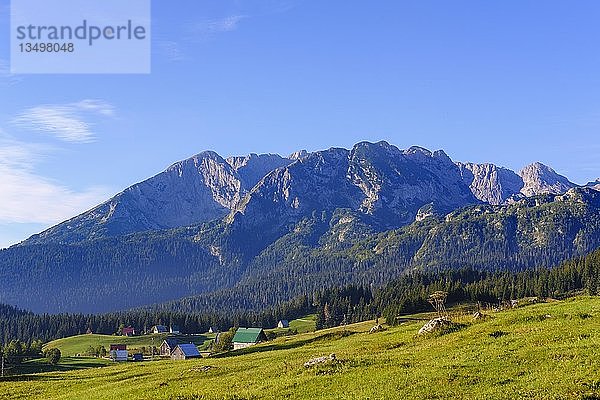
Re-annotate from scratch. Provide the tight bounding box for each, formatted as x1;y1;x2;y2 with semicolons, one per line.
25;151;292;245
403;146;453;166
224;142;478;259
289;150;310;160
403;145;433;158
519;162;576;197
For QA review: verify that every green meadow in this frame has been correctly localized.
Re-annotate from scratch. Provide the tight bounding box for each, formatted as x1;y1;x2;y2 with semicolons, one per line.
44;333;216;356
2;297;600;399
266;314;317;335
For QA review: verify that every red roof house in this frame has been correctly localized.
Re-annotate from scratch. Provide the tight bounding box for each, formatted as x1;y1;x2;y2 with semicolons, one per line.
122;327;135;336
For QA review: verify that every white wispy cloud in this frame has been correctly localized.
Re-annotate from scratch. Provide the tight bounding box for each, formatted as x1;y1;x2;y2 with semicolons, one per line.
0;136;49;169
154;15;246;61
187;15;247;40
0;164;109;224
73;99;115;116
0;131;111;225
202;15;247;33
12;100;115;143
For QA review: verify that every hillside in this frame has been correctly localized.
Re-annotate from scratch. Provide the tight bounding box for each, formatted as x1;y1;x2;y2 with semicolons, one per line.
164;188;600;314
2;188;600;313
2;297;600;399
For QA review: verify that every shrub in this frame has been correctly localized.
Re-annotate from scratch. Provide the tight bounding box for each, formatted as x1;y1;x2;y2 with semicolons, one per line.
213;328;236;352
45;348;61;365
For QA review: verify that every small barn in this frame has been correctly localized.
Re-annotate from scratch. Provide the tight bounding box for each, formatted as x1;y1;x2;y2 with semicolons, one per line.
122;327;135;336
208;326;219;334
277;320;290;328
152;325;168;334
171;344;201;360
170;325;180;334
159;338;179;356
233;328;267;350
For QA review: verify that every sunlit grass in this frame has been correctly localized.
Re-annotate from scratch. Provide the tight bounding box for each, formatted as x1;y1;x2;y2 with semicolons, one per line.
2;297;600;399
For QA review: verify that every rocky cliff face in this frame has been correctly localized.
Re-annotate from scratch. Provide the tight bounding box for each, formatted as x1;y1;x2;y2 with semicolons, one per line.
586;179;600;191
347;143;477;226
222;141;478;257
457;161;577;204
234;142;479;231
25;151;292;245
519;162;576;197
225;153;292;190
289;150;310;160
457;162;524;205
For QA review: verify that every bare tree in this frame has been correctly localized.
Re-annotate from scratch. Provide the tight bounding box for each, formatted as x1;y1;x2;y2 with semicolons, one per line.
428;291;448;319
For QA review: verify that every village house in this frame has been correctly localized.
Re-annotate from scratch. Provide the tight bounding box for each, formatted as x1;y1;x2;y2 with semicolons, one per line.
171;343;201;360
208;326;219;334
277;320;290;328
109;344;128;362
152;325;168;334
170;325;180;334
232;328;267;350
122;326;135;336
159;338;179;356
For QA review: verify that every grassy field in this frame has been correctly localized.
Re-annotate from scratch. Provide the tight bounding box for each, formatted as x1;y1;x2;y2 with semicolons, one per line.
4;357;111;377
266;314;317;335
44;333;215;356
44;334;167;356
3;297;600;399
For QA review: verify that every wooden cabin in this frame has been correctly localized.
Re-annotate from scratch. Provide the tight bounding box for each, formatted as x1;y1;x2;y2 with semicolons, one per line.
159;338;179;356
171;344;201;360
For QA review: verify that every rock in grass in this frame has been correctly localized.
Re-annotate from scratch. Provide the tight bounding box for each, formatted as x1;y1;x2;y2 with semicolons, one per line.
304;353;336;368
418;318;452;335
472;311;487;320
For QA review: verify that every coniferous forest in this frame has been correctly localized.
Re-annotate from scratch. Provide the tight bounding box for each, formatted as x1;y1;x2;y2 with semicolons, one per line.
2;188;600;315
2;248;599;347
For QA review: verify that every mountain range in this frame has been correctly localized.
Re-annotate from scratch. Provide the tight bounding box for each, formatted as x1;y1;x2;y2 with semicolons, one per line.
2;141;599;313
23;141;581;245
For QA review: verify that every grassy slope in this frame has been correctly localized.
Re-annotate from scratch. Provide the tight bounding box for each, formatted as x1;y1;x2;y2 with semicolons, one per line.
289;314;317;333
3;297;600;399
14;357;111;375
266;314;317;335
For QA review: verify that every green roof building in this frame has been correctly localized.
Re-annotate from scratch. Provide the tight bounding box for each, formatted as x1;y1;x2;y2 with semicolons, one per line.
232;327;267;350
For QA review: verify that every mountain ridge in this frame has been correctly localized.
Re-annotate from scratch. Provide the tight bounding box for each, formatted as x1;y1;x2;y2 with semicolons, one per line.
22;141;581;247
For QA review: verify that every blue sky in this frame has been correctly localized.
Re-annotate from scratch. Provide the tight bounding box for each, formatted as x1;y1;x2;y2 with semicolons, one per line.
1;0;600;248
